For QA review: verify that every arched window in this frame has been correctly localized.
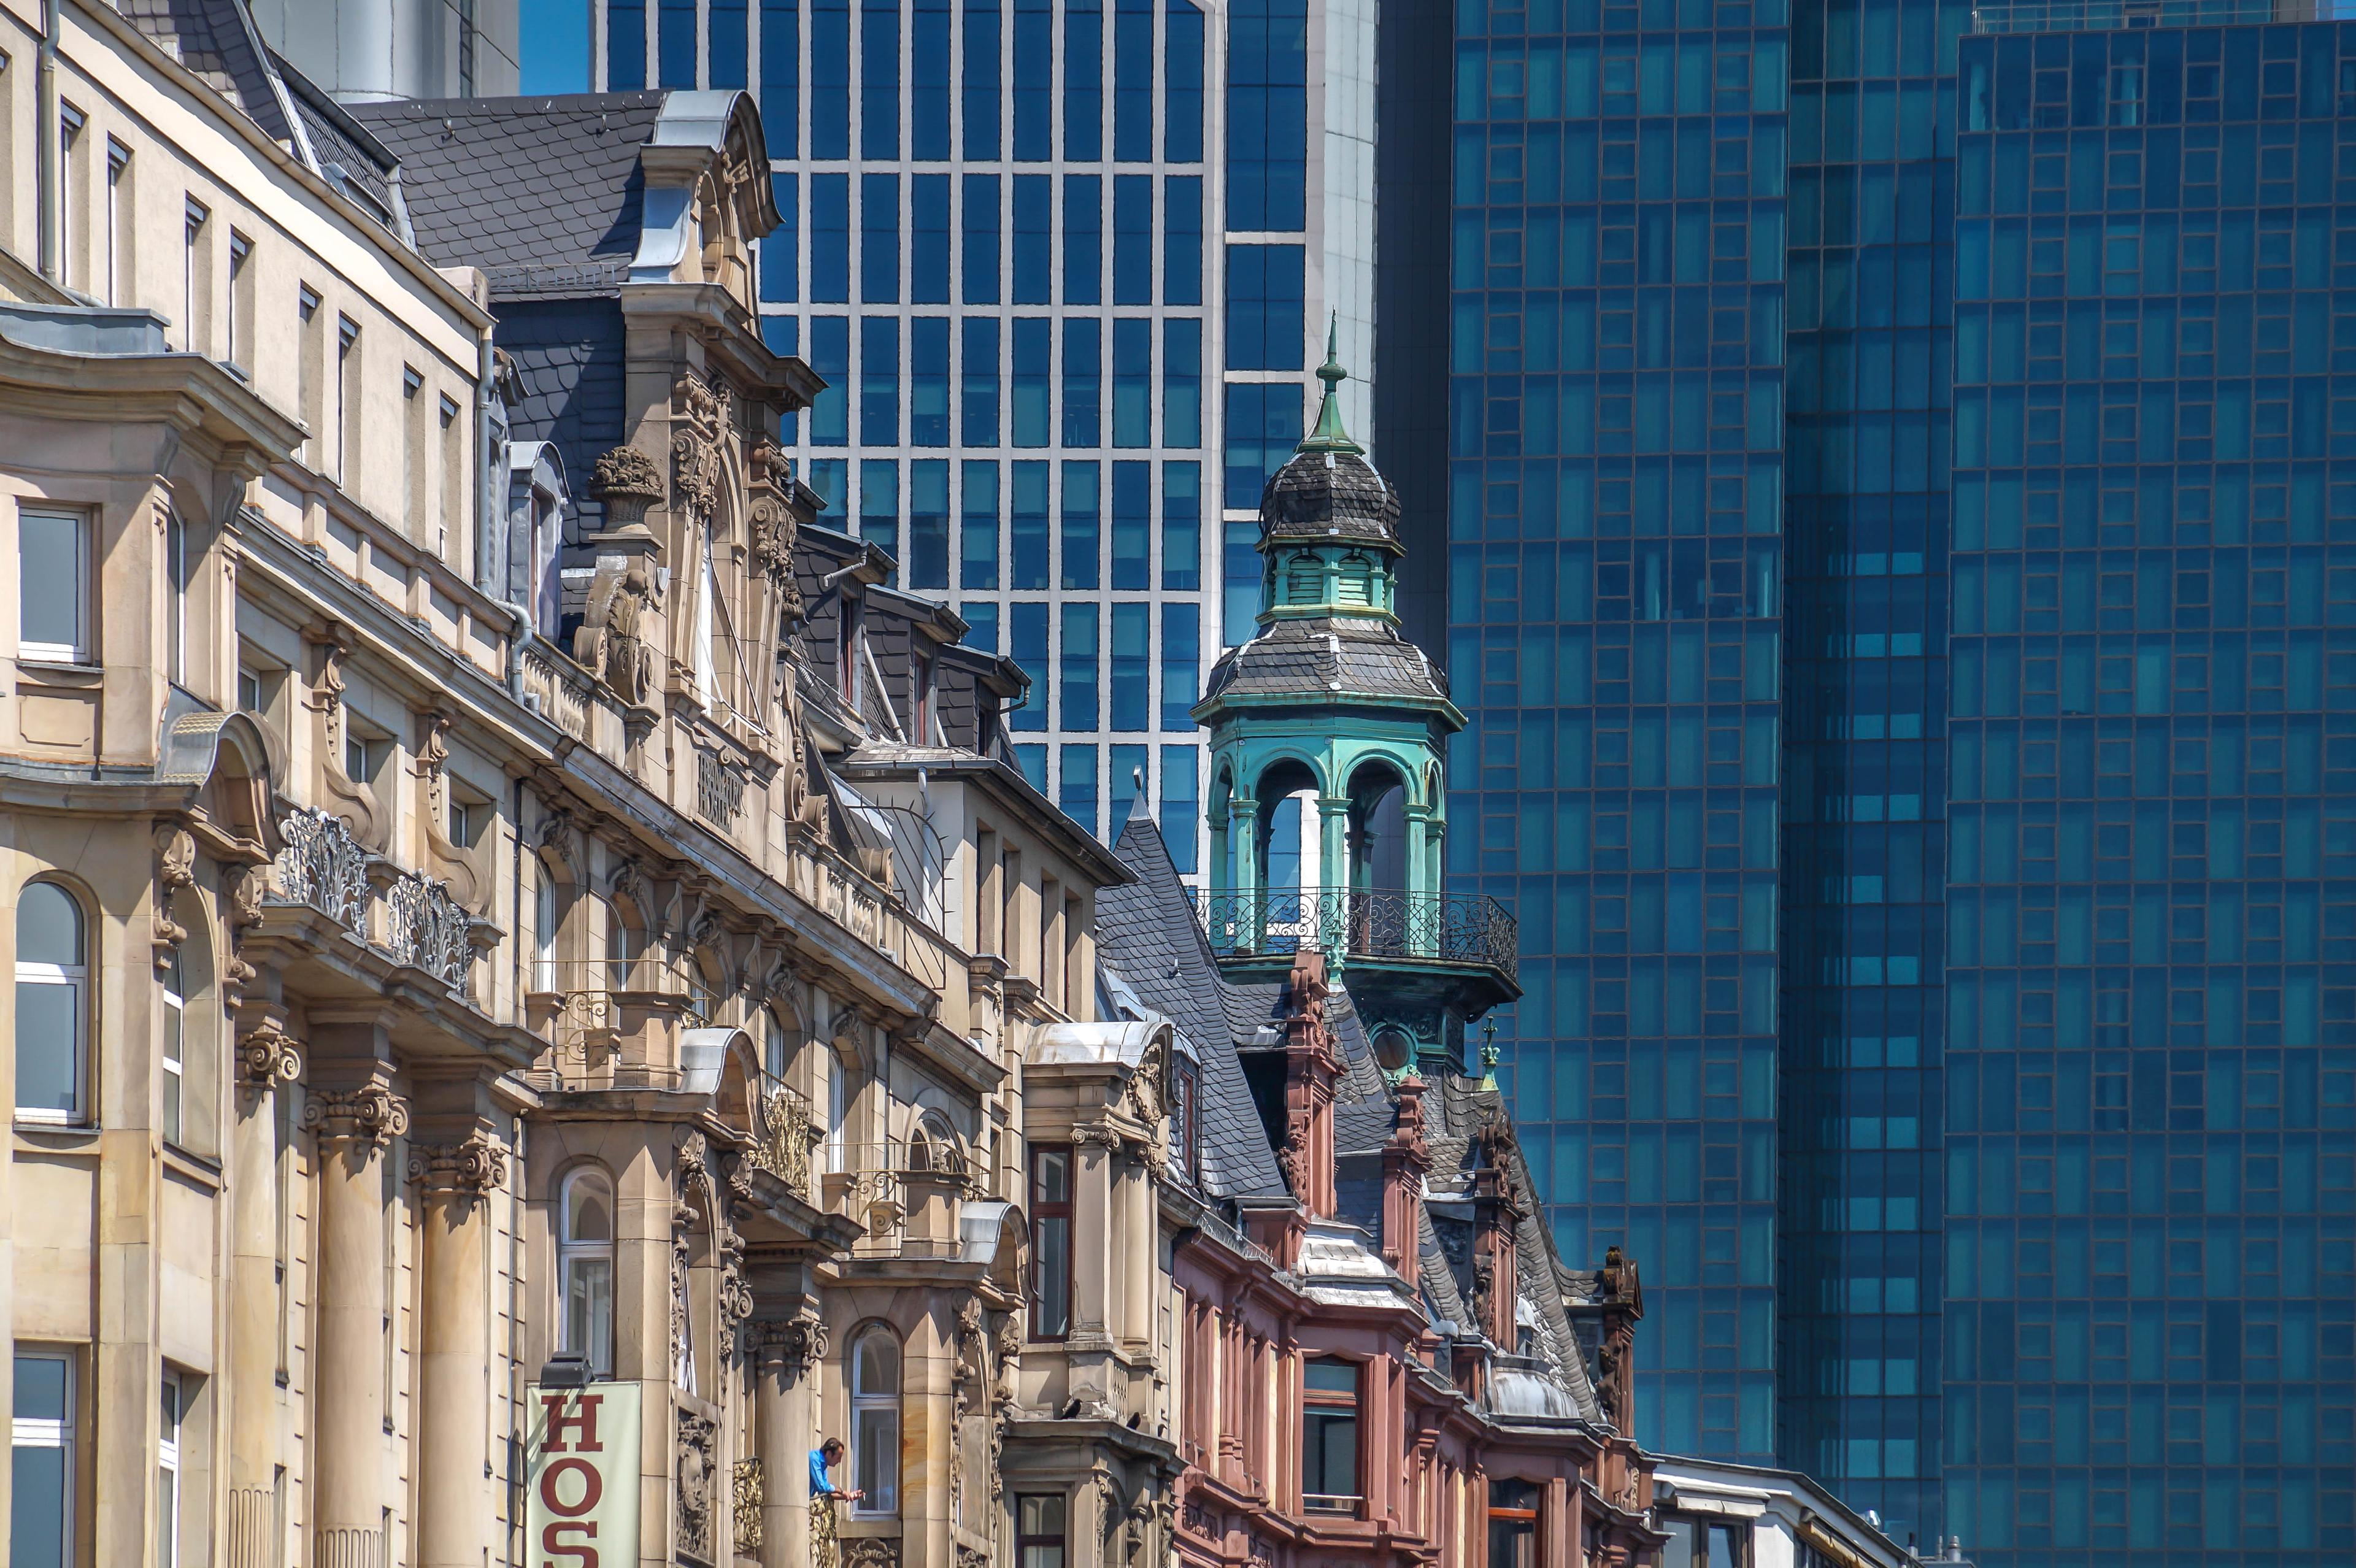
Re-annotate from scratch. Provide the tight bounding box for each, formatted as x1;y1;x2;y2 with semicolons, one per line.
826;1048;852;1175
604;897;639;990
533;866;559;991
850;1326;901;1515
558;1169;615;1375
160;945;186;1144
15;882;87;1124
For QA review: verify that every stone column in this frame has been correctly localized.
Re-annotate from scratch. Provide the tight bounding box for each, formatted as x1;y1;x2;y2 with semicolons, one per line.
410;1134;506;1567
229;1021;300;1568
756;1316;824;1568
302;1084;409;1568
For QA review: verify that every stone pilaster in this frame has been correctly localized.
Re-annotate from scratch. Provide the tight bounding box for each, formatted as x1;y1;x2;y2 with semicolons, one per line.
756;1314;826;1568
409;1134;507;1567
229;1019;300;1568
302;1083;409;1568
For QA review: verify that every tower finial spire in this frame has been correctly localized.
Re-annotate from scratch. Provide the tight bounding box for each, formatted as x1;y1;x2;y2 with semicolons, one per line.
1297;312;1363;456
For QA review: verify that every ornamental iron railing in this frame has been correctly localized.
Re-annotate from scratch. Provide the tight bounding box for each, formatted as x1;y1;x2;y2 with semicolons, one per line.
1198;887;1519;983
750;1082;820;1201
270;807;375;928
383;869;474;988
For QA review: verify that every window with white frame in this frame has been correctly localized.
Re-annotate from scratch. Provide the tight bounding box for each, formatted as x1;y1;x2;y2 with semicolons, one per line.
15;882;88;1124
764;1009;788;1081
226;232;252;371
157;1369;184;1568
850;1326;901;1515
12;1349;74;1568
182;199;208;354
160;943;185;1145
825;1047;851;1174
19;509;89;664
57;106;83;292
558;1168;614;1376
335;317;360;486
104;140;129;306
166;511;189;686
533;866;560;991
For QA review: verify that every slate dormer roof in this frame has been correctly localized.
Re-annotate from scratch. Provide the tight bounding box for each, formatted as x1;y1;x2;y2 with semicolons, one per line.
1256;323;1401;552
1198;613;1452;709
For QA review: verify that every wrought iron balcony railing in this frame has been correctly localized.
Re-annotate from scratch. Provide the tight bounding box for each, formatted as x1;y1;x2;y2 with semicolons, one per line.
1198;886;1519;983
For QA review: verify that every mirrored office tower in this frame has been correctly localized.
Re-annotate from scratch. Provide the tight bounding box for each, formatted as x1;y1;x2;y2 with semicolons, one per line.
582;0;1377;868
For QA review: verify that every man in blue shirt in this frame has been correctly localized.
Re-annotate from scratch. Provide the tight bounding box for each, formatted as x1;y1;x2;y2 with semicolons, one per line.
809;1437;864;1504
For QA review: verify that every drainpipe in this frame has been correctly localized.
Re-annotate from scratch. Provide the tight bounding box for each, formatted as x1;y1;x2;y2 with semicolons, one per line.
37;0;60;285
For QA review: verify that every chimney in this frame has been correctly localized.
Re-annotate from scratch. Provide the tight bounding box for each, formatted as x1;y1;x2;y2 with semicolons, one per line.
1275;947;1343;1218
1593;1245;1644;1434
1379;1075;1432;1274
1469;1112;1525;1348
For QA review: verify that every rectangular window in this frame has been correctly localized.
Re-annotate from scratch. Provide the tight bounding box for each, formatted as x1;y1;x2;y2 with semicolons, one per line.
859;459;899;556
961;601;999;652
1163;318;1201;446
1013;0;1052;160
1161;601;1199;726
809;315;850;444
226;232;253;371
963;0;1002;158
912;0;951;156
1063;0;1103;161
861;174;899;302
609;3;647;88
1114;0;1153;161
761;0;800;156
438;394;461;553
810;0;849;156
297;287;325;467
658;0;696;85
180;202;208;353
1013;176;1052;305
860;315;898;445
1012;318;1052;447
1226;0;1307;230
1225;382;1300;509
1011;461;1051;590
20;510;88;664
1111;461;1150;588
909;460;950;590
1111;742;1147;827
1165;1;1204;161
1488;1480;1539;1568
1061;602;1099;728
166;512;189;686
1160;744;1199;870
1302;1359;1360;1510
1223;518;1259;643
157;1370;184;1568
402;366;428;535
1161;461;1201;588
962;174;1001;304
961;460;1001;588
1225;244;1304;370
1011;601;1050;731
861;0;899;156
963;316;1002;445
811;174;849;301
1061;320;1101;448
1059;744;1099;835
1111;601;1149;729
1112;175;1152;305
1061;462;1100;591
912;175;950;304
1018;1494;1068;1568
12;1351;74;1568
1112;318;1151;447
104;140;129;307
1165;176;1202;304
761;174;799;302
1063;175;1101;306
912;317;950;445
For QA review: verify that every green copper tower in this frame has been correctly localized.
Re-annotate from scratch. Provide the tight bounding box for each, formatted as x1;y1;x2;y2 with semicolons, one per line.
1195;325;1519;1077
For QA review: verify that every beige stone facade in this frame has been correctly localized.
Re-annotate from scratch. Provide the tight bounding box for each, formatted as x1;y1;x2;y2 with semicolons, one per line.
0;7;1168;1568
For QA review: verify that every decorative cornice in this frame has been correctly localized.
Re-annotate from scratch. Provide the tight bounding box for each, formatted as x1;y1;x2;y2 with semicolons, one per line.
302;1085;410;1149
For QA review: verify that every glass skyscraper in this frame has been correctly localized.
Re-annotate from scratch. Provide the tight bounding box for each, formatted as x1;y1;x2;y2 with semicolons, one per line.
1448;1;2356;1563
580;0;1381;870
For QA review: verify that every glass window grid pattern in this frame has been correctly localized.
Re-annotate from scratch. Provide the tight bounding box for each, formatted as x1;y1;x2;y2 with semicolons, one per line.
604;0;1253;864
1775;0;1955;1538
1939;22;2356;1565
1450;0;1793;1470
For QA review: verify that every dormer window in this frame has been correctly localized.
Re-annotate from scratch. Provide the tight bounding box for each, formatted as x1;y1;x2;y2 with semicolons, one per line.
1336;553;1373;607
1171;1064;1198;1182
1301;1358;1361;1513
838;593;860;705
1285;552;1322;605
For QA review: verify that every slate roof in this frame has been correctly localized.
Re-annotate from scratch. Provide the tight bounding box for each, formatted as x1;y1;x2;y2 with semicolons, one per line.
345;94;665;298
1199;615;1452;708
1259;445;1403;550
120;0;298;145
1097;810;1288;1201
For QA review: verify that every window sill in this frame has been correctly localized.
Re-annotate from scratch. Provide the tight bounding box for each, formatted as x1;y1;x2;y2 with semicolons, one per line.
161;1142;225;1189
13;1122;100;1153
15;658;103;685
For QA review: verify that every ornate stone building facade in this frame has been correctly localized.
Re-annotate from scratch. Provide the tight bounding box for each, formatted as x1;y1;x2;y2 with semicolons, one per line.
0;6;1136;1567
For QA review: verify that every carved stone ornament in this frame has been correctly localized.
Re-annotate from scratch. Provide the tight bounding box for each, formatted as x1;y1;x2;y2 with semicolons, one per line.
408;1134;510;1201
672;375;732;526
759;1313;830;1383
302;1086;411;1149
841;1537;901;1568
574;558;659;705
236;1018;304;1088
153;824;196;956
676;1405;718;1561
591;445;665;531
